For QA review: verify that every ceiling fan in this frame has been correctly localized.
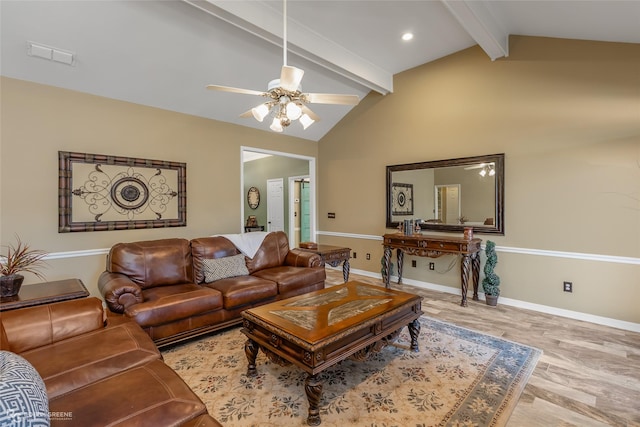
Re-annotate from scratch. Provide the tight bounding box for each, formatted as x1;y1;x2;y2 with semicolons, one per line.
205;0;360;133
464;162;495;176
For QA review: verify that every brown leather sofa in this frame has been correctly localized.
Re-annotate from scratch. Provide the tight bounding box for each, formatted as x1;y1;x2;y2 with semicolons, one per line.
98;231;325;347
0;297;221;427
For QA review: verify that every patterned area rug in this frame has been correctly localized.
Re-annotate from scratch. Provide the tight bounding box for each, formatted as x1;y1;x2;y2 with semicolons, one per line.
163;317;541;427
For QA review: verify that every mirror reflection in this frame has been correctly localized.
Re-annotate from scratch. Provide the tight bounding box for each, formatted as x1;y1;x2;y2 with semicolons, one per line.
386;154;504;235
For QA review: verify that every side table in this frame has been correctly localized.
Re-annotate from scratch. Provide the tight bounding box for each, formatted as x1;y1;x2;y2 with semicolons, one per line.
0;278;89;311
299;244;351;282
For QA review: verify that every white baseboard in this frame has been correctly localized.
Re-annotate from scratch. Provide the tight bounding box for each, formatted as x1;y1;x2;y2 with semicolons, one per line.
331;266;640;333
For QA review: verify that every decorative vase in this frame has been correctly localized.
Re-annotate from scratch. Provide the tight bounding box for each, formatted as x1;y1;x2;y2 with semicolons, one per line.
463;227;474;240
0;274;25;298
485;294;498;307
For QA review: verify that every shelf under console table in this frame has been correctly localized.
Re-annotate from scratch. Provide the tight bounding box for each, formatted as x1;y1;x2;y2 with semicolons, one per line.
382;233;482;307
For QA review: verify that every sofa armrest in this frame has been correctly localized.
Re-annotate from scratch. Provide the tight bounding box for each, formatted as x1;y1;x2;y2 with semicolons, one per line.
98;271;144;314
0;297;105;353
285;249;324;268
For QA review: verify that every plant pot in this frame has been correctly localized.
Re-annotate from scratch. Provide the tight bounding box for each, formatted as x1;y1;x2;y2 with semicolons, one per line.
485;294;499;307
0;274;25;298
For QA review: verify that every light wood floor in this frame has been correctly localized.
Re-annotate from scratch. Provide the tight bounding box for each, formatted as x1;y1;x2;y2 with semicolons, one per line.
325;269;640;427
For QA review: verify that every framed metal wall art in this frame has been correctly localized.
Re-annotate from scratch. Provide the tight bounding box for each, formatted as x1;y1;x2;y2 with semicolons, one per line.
391;183;413;215
59;151;186;232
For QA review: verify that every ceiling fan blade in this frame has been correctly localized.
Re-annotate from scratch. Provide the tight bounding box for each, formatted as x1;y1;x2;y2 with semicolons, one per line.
305;93;360;105
301;105;320;122
239;109;254;118
280;66;304;92
206;84;265;96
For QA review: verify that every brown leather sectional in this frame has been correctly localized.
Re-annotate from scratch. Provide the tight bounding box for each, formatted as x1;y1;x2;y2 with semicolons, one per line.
0;297;222;427
98;231;326;347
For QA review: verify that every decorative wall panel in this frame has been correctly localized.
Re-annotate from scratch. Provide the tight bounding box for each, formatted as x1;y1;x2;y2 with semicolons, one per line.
58;151;186;232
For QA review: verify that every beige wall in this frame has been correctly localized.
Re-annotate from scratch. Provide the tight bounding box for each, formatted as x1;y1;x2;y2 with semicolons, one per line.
318;36;640;324
0;77;317;297
1;36;638;326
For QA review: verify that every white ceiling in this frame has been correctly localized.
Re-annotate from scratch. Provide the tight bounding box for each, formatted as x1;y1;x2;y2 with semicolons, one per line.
2;1;639;142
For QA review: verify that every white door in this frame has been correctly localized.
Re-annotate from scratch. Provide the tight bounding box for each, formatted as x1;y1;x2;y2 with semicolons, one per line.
445;186;460;224
267;178;284;232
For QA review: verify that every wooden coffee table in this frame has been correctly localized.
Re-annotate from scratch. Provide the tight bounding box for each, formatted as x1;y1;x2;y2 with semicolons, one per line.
241;281;423;426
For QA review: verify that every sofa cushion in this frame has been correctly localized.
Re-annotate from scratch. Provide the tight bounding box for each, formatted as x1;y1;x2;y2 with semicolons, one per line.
252;265;327;295
107;239;193;288
49;359;207;427
20;321;161;400
204;276;277;309
202;254;249;283
191;236;240;284
245;231;291;273
127;284;223;327
0;351;49;426
0;298;105;354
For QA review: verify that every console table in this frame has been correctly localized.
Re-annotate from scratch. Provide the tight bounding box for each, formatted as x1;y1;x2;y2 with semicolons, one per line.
382;233;482;306
0;278;89;311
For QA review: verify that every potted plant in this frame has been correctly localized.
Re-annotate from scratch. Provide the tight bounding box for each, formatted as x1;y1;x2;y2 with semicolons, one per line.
0;235;49;297
482;240;500;306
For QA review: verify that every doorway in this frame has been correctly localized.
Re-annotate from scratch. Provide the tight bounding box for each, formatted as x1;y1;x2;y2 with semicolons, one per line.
241;147;316;248
289;176;311;246
435;184;461;224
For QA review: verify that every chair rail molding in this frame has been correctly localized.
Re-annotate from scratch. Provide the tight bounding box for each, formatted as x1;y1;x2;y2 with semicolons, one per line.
317;231;640;265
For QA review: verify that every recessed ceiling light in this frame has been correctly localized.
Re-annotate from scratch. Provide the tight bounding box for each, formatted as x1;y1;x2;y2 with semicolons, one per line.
401;32;414;41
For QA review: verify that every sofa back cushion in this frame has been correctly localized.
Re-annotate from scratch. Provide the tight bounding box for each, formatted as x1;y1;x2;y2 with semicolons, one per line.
191;237;240;284
245;231;291;274
1;298;105;354
107;239;192;288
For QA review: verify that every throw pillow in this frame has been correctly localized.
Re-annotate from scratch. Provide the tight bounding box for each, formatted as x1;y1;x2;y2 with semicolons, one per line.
202;254;249;283
0;351;50;426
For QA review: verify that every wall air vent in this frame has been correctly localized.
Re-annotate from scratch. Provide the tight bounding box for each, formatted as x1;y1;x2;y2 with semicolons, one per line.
27;41;75;66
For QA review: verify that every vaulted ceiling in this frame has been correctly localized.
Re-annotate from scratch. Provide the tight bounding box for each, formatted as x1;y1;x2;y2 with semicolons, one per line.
2;1;639;141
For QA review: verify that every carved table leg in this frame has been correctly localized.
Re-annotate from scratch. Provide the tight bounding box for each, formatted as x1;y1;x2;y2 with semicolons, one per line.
305;374;323;426
460;254;471;307
408;319;421;352
342;259;350;283
396;249;404;285
382;246;392;288
471;252;480;301
244;338;259;376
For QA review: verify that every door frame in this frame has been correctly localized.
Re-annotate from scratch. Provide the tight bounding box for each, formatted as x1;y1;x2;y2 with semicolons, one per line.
241;146;316;247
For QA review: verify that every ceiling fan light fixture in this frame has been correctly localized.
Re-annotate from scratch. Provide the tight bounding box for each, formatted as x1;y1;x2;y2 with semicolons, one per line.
286;101;302;120
251;103;270;122
270;117;284;132
299;113;315;130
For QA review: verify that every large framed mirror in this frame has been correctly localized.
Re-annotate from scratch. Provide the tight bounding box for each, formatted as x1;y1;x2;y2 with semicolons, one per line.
386;153;504;235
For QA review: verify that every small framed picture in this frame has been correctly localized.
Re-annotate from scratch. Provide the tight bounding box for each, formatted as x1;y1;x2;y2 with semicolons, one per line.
391;183;413;215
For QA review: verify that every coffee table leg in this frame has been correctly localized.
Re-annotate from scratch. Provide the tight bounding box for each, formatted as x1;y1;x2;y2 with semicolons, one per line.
244;338;259;376
305;374;323;426
408;319;420;352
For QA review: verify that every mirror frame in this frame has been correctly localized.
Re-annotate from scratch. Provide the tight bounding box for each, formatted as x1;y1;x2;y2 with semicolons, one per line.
386;153;505;235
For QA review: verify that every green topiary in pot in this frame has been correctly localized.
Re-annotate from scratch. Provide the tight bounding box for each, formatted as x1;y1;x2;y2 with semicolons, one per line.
482;240;500;306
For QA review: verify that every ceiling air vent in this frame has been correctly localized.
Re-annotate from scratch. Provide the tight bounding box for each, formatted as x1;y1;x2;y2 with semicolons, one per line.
27;41;75;66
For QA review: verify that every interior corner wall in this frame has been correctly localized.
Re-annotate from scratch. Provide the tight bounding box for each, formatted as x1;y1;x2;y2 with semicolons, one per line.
0;77;318;297
317;36;640;325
